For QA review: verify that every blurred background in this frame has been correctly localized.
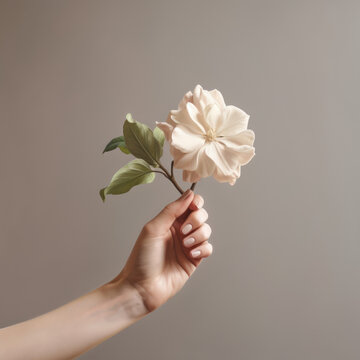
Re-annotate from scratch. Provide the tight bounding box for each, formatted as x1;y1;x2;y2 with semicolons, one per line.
1;1;359;359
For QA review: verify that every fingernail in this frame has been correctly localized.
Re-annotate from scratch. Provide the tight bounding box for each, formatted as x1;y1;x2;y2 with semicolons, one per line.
184;237;195;247
191;250;201;258
180;189;191;199
193;197;203;209
182;223;192;235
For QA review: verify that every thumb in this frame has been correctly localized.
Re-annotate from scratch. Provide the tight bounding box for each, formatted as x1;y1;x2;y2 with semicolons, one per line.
149;189;194;233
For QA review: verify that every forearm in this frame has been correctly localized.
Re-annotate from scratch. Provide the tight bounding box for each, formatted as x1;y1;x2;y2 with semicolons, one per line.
0;277;148;360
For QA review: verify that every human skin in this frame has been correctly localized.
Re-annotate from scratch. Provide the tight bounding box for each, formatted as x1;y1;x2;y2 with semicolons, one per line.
0;190;213;360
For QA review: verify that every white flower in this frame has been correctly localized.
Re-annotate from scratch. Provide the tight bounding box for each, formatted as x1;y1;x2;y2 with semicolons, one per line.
156;84;255;185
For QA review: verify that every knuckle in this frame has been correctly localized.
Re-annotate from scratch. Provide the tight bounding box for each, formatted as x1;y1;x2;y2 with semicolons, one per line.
199;223;211;238
191;208;208;224
198;226;206;238
163;204;173;214
142;222;154;234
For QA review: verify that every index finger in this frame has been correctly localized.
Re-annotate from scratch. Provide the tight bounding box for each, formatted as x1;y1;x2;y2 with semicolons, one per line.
189;193;204;211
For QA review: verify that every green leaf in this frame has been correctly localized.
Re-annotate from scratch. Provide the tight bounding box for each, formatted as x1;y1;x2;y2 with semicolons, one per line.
126;113;135;122
99;187;106;202
100;159;155;201
102;136;130;154
123;114;163;167
153;127;165;148
119;145;131;154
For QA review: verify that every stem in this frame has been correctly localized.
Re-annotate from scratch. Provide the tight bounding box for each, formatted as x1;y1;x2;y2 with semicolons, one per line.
190;182;197;191
156;160;185;195
170;160;174;178
152;170;169;178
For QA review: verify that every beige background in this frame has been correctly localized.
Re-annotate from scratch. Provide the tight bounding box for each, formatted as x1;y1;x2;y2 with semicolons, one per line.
1;1;359;359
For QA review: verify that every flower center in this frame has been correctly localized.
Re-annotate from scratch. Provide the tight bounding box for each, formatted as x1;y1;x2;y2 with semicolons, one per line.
205;128;217;142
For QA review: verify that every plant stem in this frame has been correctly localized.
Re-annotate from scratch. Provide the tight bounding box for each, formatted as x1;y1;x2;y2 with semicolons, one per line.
156;161;198;195
170;160;174;178
156;160;185;195
152;170;169;178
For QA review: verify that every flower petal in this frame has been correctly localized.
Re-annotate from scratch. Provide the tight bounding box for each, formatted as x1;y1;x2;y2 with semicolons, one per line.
155;121;173;142
204;142;239;179
230;145;255;165
209;89;226;109
194;145;216;177
218;129;255;148
183;170;201;183
218;130;255;165
185;102;207;132
178;91;193;109
213;163;241;185
166;111;177;127
216;105;250;136
213;169;238;185
222;145;255;166
171;125;205;153
205;103;223;130
171;147;199;171
172;143;215;178
193;84;217;113
171;102;206;134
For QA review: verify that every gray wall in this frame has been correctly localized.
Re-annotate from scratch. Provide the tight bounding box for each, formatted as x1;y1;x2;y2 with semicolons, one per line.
1;1;359;359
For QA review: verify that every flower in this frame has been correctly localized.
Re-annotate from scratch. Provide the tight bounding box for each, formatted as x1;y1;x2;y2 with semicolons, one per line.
156;84;255;185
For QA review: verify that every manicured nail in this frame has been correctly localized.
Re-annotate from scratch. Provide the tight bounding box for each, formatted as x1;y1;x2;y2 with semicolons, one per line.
182;224;192;235
184;237;195;247
191;250;201;258
193;197;203;209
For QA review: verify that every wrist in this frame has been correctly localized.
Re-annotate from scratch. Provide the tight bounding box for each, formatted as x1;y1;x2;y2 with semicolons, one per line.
100;277;149;324
103;275;151;319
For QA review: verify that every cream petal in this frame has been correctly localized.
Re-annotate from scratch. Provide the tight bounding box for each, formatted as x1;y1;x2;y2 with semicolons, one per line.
192;84;203;105
170;103;206;134
171;125;205;153
172;147;199;171
209;89;226;109
205;142;239;178
213;168;238;185
225;145;255;166
185;102;207;133
173;144;216;178
200;90;216;110
214;163;241;185
178;91;193;110
205;103;223;130
216;105;250;136
195;145;216;177
235;146;255;165
229;170;239;185
169;146;183;161
192;85;202;111
234;163;241;177
165;111;177;127
155;121;173;142
218;129;255;148
183;170;201;183
193;84;216;113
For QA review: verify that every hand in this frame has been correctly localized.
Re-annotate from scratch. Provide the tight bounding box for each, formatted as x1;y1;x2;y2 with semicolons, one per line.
115;190;213;312
0;189;212;360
